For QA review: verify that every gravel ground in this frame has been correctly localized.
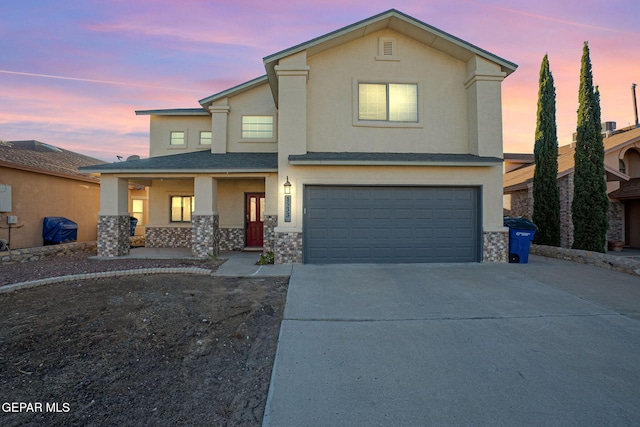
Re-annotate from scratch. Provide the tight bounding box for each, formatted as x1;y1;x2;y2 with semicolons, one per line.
0;252;223;287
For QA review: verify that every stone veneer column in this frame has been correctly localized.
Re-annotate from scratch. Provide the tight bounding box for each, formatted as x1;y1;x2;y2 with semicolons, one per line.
263;215;277;254
191;214;219;258
274;231;303;264
483;230;508;263
97;215;130;257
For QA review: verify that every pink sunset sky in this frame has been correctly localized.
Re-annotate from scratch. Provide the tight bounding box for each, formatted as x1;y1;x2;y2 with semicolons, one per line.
1;0;638;162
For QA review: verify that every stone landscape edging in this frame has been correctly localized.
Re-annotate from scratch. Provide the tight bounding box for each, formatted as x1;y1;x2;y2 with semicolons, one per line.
530;244;640;277
0;267;214;294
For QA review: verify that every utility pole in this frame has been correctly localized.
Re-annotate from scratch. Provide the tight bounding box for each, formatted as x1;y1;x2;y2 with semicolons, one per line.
633;83;639;128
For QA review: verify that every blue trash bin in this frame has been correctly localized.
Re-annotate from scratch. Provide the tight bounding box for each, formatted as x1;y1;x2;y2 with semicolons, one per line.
129;217;138;236
504;217;538;264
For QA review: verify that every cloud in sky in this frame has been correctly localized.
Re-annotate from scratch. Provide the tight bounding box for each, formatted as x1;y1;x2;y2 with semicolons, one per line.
0;0;638;160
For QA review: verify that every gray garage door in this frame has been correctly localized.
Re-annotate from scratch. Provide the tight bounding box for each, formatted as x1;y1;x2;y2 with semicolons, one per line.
303;186;480;264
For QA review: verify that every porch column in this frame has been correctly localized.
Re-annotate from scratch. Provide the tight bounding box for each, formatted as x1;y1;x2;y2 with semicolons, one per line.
273;52;309;264
210;104;229;154
97;176;130;257
192;176;219;257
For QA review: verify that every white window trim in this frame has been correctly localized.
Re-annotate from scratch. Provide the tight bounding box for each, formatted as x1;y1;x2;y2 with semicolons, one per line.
239;114;277;143
352;79;424;128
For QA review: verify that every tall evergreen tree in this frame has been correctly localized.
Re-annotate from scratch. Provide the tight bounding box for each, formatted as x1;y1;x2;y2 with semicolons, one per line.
571;42;608;252
532;54;561;246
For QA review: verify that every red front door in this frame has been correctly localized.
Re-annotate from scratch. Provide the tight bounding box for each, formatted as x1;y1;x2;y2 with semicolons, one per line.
245;193;265;248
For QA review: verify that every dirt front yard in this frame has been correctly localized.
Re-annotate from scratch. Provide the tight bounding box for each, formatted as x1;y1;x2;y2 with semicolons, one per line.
0;273;288;426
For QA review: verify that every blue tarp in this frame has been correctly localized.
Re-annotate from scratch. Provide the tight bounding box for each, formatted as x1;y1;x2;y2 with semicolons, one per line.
43;216;78;244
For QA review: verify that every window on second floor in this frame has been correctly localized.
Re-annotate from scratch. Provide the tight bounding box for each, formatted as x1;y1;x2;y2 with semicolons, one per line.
199;131;212;145
170;131;185;145
358;83;418;122
242;116;274;139
170;196;194;222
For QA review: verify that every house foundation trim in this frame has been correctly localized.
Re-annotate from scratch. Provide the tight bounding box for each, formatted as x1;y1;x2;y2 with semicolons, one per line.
483;229;508;263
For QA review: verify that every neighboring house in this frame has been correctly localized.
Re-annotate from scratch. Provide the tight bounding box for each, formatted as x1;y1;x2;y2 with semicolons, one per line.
0;140;105;249
503;153;535;173
504;125;640;249
81;9;517;264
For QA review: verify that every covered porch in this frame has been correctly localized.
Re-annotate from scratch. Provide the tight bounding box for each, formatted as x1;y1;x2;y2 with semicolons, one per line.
80;151;279;258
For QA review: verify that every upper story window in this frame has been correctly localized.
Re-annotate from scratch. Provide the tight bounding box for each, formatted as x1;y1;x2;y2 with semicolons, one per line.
358;83;418;122
170;131;185;145
199;131;212;145
170;196;193;222
242;116;274;139
619;159;627;174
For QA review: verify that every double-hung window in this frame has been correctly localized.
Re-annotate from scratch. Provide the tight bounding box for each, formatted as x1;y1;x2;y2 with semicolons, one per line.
170;196;194;222
199;131;212;145
242;116;274;139
170;131;185;145
358;83;418;122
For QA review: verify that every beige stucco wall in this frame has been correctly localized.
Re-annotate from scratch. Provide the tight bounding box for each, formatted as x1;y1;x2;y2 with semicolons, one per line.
307;29;468;154
215;84;279;153
217;179;265;228
0;167;100;249
147;178;194;228
275;165;505;234
148;115;212;157
146;176;267;229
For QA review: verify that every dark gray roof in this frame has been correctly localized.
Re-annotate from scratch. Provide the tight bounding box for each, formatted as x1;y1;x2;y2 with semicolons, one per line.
80;151;278;173
135;108;208;116
288;152;502;165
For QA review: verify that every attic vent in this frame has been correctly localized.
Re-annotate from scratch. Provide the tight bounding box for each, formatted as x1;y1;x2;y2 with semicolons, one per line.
376;37;399;61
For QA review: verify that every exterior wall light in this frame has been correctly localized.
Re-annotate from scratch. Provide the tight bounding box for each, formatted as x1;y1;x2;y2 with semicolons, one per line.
283;176;292;222
284;176;291;195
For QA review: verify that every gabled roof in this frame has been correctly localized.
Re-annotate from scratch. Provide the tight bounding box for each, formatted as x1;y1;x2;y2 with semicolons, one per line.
0;140;104;183
263;9;517;104
80;151;278;174
503;127;640;192
198;75;268;110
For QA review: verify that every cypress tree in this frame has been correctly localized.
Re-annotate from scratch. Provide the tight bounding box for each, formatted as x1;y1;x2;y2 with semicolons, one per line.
571;42;608;252
532;54;561;246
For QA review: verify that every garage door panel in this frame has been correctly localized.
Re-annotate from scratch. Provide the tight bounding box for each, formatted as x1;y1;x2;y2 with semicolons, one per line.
304;186;479;264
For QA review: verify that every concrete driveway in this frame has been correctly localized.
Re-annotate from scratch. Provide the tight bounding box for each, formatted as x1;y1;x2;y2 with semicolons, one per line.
263;255;640;426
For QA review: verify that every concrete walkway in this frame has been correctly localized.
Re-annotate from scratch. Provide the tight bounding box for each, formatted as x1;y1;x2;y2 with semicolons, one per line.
263;255;640;426
213;251;293;277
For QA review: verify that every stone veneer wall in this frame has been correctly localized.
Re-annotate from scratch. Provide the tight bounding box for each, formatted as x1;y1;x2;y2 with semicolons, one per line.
607;201;624;242
219;227;244;251
275;231;302;264
483;231;508;263
146;226;191;248
558;173;574;249
507;189;532;218
192;215;219;258
263;215;277;254
97;215;130;257
1;241;97;265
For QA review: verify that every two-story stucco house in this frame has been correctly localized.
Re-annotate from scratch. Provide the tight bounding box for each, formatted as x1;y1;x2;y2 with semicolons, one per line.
81;9;517;264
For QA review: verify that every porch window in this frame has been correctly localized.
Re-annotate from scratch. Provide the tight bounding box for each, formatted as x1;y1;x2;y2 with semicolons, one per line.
170;196;194;222
132;199;145;226
242;116;273;139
